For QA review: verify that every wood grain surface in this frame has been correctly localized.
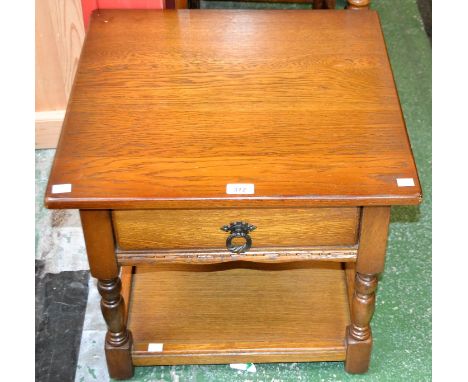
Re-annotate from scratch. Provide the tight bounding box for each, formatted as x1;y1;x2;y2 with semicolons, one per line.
36;0;85;111
45;10;421;209
128;262;350;365
112;207;359;250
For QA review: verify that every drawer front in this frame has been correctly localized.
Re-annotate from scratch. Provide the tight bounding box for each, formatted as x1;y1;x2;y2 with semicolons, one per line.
112;208;359;251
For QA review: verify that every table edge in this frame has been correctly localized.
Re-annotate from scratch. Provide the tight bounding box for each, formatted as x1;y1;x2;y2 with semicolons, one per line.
44;192;422;210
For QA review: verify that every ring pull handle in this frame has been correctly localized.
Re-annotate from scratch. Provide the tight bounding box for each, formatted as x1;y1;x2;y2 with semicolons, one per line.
220;221;256;254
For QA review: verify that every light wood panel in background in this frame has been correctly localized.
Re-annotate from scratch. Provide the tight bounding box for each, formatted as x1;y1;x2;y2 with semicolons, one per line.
36;0;85;148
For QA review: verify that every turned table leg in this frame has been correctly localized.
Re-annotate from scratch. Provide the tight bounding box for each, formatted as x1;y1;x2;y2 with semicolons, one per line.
345;207;390;373
98;278;133;379
347;0;371;10
345;272;377;373
80;210;134;380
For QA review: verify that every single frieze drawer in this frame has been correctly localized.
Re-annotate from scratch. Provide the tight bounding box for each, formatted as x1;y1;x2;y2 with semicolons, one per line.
112;208;360;251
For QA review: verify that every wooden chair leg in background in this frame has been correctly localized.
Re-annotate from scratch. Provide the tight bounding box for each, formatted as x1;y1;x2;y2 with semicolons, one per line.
188;0;200;8
165;0;189;9
347;0;371;10
313;0;336;9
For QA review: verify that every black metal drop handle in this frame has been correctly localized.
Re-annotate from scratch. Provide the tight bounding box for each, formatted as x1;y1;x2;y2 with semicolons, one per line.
220;221;256;254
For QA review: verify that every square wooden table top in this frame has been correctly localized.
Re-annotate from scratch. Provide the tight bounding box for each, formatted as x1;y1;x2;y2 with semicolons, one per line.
45;9;421;210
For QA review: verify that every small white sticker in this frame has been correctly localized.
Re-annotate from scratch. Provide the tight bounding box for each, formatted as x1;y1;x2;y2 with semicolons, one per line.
397;178;415;187
230;363;256;373
51;184;72;194
147;343;164;352
226;183;255;195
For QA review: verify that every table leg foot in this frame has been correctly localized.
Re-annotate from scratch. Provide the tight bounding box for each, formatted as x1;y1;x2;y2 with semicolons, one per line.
105;331;134;380
345;326;372;373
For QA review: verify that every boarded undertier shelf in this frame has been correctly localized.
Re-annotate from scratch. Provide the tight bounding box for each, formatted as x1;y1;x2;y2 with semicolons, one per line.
128;262;350;366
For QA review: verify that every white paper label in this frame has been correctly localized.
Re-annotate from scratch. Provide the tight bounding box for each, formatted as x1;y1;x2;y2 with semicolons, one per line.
51;184;72;194
396;178;415;187
230;363;257;373
226;184;255;195
147;343;164;352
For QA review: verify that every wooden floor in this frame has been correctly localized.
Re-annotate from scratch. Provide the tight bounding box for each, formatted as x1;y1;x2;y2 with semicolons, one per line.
127;262;350;365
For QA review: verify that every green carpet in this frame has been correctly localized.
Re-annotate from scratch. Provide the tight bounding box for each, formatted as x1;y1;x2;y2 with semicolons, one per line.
128;1;431;381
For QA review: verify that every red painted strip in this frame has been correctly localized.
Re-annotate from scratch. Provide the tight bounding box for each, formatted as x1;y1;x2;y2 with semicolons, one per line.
81;0;98;29
81;0;165;30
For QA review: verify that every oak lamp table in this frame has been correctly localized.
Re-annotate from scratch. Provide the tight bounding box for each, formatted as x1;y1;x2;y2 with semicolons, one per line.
45;9;422;380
